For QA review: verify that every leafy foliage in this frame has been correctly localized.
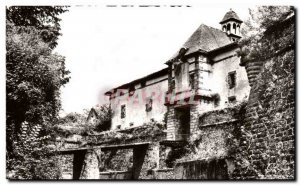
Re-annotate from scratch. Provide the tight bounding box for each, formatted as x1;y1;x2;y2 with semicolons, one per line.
6;6;68;48
6;6;69;179
238;6;294;64
6;22;70;153
233;6;295;179
55;112;93;137
87;121;166;145
94;104;113;132
7;122;61;179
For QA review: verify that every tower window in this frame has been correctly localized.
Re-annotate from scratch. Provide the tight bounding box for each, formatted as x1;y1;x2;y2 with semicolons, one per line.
227;24;231;33
222;25;226;32
228;71;236;89
233;23;237;34
121;105;126;119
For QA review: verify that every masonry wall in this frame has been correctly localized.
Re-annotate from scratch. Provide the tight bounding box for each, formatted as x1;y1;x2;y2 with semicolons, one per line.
174;158;230;179
178;104;244;162
211;49;251;108
111;75;168;129
237;15;295;179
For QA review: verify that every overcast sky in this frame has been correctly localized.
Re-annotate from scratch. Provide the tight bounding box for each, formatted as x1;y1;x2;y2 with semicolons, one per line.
54;4;255;114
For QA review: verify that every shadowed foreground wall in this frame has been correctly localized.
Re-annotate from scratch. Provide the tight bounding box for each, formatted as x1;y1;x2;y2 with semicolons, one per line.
236;14;295;179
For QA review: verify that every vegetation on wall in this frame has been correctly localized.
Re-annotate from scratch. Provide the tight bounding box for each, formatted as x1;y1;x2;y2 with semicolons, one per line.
7;121;61;179
54;112;93;137
175;103;246;165
94;104;113;132
238;6;294;64
87;121;166;145
234;6;295;180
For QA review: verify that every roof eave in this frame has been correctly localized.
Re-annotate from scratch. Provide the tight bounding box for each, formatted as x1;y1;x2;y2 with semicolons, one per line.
104;68;168;96
219;18;243;24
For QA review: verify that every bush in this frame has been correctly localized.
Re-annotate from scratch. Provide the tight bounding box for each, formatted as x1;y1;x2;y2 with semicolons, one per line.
7;121;61;179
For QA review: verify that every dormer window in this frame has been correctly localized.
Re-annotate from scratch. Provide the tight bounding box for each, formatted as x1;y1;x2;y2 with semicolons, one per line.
129;86;135;96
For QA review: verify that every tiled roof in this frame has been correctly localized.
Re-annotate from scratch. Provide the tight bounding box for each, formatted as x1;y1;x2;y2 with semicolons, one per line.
168;24;232;60
220;9;243;24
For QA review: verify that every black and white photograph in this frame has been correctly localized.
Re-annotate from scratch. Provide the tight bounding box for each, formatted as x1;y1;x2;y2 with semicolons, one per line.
4;1;295;181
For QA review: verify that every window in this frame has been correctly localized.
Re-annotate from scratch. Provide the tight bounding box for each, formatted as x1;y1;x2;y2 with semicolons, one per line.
227;23;231;33
228;71;237;89
129;86;135;96
222;25;226;32
189;73;195;89
171;79;175;90
233;23;237;34
121;105;126;119
228;96;237;103
145;98;153;112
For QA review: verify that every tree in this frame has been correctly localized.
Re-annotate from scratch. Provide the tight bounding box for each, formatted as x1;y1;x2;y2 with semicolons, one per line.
6;6;68;48
238;6;294;64
6;6;69;179
94;104;113;132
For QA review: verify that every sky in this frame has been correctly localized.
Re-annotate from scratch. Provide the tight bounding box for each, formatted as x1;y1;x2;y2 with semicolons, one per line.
54;3;255;114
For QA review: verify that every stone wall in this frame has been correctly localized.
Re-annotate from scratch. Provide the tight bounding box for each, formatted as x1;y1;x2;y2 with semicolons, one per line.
58;154;73;179
237;14;295;179
174;158;229;179
100;149;133;172
99;171;132;179
177;104;244;164
134;142;160;179
152;168;174;179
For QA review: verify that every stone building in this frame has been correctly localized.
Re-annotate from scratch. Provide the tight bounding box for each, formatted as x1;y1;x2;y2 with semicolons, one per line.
105;9;250;140
57;8;295;180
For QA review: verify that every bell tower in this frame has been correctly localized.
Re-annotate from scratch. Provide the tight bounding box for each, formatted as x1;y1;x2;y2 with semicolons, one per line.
220;9;243;42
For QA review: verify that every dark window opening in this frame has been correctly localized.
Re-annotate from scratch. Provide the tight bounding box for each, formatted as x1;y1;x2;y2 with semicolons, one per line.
189;73;195;89
227;24;231;33
233;23;237;34
222;25;226;32
121;105;126;119
171;79;175;90
228;96;236;103
228;71;237;89
146;98;153;112
129;86;135;96
116;125;121;129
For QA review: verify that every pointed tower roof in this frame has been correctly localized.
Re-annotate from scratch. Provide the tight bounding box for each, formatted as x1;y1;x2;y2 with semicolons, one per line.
220;9;243;24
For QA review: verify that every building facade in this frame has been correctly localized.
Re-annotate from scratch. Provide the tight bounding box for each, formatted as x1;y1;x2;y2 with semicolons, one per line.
105;10;250;140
